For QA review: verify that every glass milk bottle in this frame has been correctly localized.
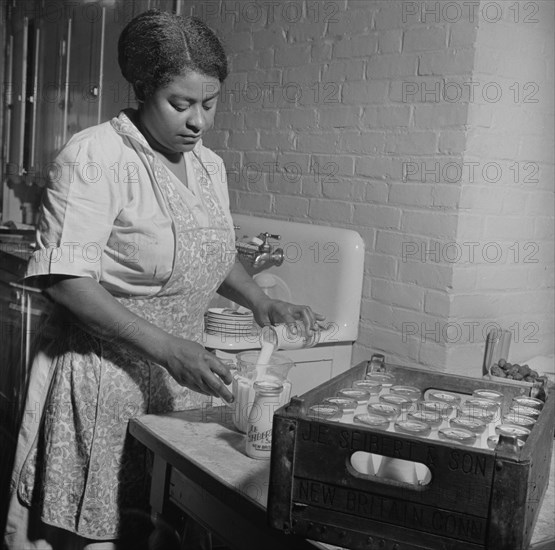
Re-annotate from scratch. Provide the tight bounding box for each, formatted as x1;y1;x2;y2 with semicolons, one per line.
260;323;321;350
232;351;293;433
246;380;283;460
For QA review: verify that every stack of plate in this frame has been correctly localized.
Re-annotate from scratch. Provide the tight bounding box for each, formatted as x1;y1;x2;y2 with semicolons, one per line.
204;307;256;337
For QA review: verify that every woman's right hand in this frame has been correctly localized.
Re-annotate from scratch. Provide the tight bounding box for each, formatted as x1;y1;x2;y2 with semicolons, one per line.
162;337;234;403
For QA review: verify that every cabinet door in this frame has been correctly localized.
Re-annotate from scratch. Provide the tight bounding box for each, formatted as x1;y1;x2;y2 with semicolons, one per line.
30;17;67;186
100;0;134;122
2;15;28;222
64;5;103;139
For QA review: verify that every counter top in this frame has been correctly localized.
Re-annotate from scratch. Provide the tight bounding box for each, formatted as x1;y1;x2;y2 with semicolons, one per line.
129;406;555;550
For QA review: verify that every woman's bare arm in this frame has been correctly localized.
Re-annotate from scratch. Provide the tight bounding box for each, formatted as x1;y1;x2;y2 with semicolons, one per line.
44;276;233;402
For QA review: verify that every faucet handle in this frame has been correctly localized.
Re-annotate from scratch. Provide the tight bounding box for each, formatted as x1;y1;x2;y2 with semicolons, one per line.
258;232;281;252
259;232;281;243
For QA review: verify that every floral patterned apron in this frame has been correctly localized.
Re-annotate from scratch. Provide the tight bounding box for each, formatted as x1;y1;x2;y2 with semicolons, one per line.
7;115;236;542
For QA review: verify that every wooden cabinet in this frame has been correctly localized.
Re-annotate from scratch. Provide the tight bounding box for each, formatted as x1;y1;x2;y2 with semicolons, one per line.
1;0;182;225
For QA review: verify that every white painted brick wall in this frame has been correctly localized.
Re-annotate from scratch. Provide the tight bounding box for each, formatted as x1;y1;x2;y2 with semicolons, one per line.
190;0;554;372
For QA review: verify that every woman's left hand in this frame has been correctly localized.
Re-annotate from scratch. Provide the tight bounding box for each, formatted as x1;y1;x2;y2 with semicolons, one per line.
251;297;326;335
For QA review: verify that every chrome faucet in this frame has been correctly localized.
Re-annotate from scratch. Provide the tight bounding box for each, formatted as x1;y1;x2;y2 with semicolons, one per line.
236;232;284;273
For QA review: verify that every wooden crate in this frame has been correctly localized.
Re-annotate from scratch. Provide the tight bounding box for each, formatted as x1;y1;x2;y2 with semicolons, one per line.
268;361;554;550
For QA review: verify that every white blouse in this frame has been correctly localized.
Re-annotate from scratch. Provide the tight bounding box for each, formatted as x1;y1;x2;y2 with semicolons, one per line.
26;111;233;297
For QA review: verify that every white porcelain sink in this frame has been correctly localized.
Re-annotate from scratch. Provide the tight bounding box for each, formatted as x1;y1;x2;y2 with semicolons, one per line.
203;214;365;351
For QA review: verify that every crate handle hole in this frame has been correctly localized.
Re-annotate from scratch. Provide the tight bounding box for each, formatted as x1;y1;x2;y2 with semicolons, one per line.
350;452;431;487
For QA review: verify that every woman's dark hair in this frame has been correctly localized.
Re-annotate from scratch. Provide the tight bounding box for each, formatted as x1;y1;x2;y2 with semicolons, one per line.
118;9;228;100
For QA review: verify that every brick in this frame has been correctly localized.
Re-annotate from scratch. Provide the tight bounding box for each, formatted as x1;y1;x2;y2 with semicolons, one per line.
300;175;323;198
228;131;259;149
259;131;296;150
413;103;468;128
234;191;272;213
379;29;403;53
298;80;342;108
485;216;534;240
390;310;447;342
418;49;475;76
520;136;554;164
374;3;408;30
355;156;401;180
321;59;365;81
215;111;245;130
399;156;447;183
267;174;302;197
371;279;425;311
439;130;467;154
308;199;352;224
376;230;426;257
501;191;536;216
388;77;444;103
418;343;448;371
367;53;418;77
311;42;333;62
527;191;555;217
364;180;390;203
322;179;366;201
385;131;438;155
389;183;434;207
365;253;397;280
526;265;555;289
243;151;278;169
424;290;451;317
225;168;249;191
244;110;278;129
241;168;266;193
360;299;394;328
230;51;259;72
398;260;453;290
403;27;447;52
432;185;461;208
202;131;227;149
217;150;241;170
327;7;372;35
274;195;310;218
231;3;269;32
449;23;479;48
311;154;355;177
283;64;321;86
450;266;478;292
297;133;341;153
535;163;554;192
476;266;531;290
259;49;275;69
401;211;458;239
353;203;402;229
467;104;494;128
459;186;503;212
275;153;310;174
534;216;555;240
466;132;520;161
455;213;486;241
333;33;379;58
287;21;327;43
340;130;386;154
275;44;312;67
342;80;389;104
450;293;507;318
278;108;317;129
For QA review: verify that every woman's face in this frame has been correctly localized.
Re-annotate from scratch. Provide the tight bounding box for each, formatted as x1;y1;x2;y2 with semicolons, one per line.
139;70;221;155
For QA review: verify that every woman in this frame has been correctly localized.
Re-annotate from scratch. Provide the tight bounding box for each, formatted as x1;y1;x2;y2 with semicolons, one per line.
4;10;322;549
